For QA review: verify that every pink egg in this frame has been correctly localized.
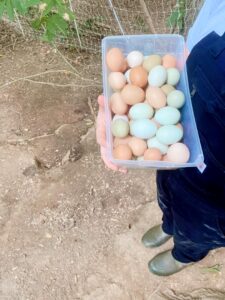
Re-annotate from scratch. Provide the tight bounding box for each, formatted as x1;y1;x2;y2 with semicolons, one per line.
108;72;126;91
110;92;128;115
128;137;147;156
162;54;177;68
167;143;190;163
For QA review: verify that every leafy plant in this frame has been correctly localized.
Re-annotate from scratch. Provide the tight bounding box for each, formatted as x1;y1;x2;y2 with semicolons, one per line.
0;0;75;42
167;0;186;34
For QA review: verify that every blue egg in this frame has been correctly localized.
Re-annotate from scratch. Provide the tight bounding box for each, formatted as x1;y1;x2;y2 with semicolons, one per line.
156;125;183;145
155;106;180;125
129;103;154;120
130;119;157;139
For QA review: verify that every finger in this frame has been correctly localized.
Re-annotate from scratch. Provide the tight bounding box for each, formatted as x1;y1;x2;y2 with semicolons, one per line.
98;95;105;107
101;146;119;171
96;110;106;147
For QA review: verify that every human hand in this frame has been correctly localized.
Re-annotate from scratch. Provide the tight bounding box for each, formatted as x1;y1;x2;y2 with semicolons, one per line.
96;95;127;174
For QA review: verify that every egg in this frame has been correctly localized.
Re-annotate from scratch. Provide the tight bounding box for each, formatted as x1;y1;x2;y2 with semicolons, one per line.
130;119;157;139
130;66;148;88
121;59;128;72
128;137;147;156
150;118;161;129
162;154;169;161
127;51;144;68
112;114;129;123
143;55;162;72
148;65;167;87
167;90;185;108
162;54;177;68
108;72;126;91
111;119;129;138
113;144;132;160
167;143;190;163
156;125;183;145
137;156;144;161
121;84;145;105
147;136;168;155
113;136;132;147
144;148;162;161
110;92;128;115
161;84;175;96
176;123;183;132
129;103;154;120
146;86;167;109
167;68;180;86
125;69;131;83
106;48;125;72
155;106;181;125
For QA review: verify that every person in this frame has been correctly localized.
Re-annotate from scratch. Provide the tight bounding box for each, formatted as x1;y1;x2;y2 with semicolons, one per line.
96;0;225;276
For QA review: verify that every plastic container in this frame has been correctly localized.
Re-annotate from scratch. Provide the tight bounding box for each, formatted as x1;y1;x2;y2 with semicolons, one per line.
102;34;204;170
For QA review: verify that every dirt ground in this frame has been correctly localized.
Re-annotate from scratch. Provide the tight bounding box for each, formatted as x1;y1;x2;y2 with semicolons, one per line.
1;25;225;300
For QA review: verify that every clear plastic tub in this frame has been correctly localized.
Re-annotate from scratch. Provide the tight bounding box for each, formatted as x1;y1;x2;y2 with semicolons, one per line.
102;34;204;170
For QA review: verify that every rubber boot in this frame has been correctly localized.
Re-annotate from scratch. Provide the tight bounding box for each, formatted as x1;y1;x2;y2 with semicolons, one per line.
148;249;191;276
141;224;172;248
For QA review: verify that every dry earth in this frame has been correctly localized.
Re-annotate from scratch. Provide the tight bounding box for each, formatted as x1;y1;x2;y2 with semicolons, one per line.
0;25;225;300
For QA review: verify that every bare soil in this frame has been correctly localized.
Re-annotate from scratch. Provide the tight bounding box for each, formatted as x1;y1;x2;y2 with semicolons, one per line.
0;24;225;300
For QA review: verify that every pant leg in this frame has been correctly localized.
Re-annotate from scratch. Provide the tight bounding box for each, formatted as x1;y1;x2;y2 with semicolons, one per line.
156;171;174;235
167;172;225;264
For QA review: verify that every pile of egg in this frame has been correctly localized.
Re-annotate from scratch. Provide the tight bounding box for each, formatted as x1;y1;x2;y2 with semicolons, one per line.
106;47;190;163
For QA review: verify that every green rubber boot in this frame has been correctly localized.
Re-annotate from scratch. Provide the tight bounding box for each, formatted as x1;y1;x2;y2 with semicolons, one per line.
141;224;172;248
148;249;191;276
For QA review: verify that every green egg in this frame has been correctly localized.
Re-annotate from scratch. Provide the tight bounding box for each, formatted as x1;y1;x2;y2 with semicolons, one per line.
111;119;129;138
167;90;185;108
156;125;183;145
167;68;180;86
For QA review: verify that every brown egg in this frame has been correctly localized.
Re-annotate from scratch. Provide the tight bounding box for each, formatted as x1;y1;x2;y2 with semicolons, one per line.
128;137;147;156
113;136;132;147
143;55;162;72
110;92;128;115
162;54;177;68
146;86;167;109
176;123;183;132
121;59;128;73
162;154;169;161
106;48;125;72
108;72;126;91
121;84;145;105
144;148;162;161
161;84;175;96
113;144;132;160
167;143;190;163
130;66;148;88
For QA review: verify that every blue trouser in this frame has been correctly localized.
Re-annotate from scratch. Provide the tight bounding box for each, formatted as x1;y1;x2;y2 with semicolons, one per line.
157;32;225;263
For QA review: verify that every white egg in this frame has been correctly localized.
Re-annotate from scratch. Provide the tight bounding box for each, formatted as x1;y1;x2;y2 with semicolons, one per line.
148;65;167;87
113;115;129;123
127;51;144;68
167;68;180;86
125;69;131;83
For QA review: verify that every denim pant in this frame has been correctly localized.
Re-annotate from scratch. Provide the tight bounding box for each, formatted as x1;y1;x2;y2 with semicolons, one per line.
157;32;225;263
